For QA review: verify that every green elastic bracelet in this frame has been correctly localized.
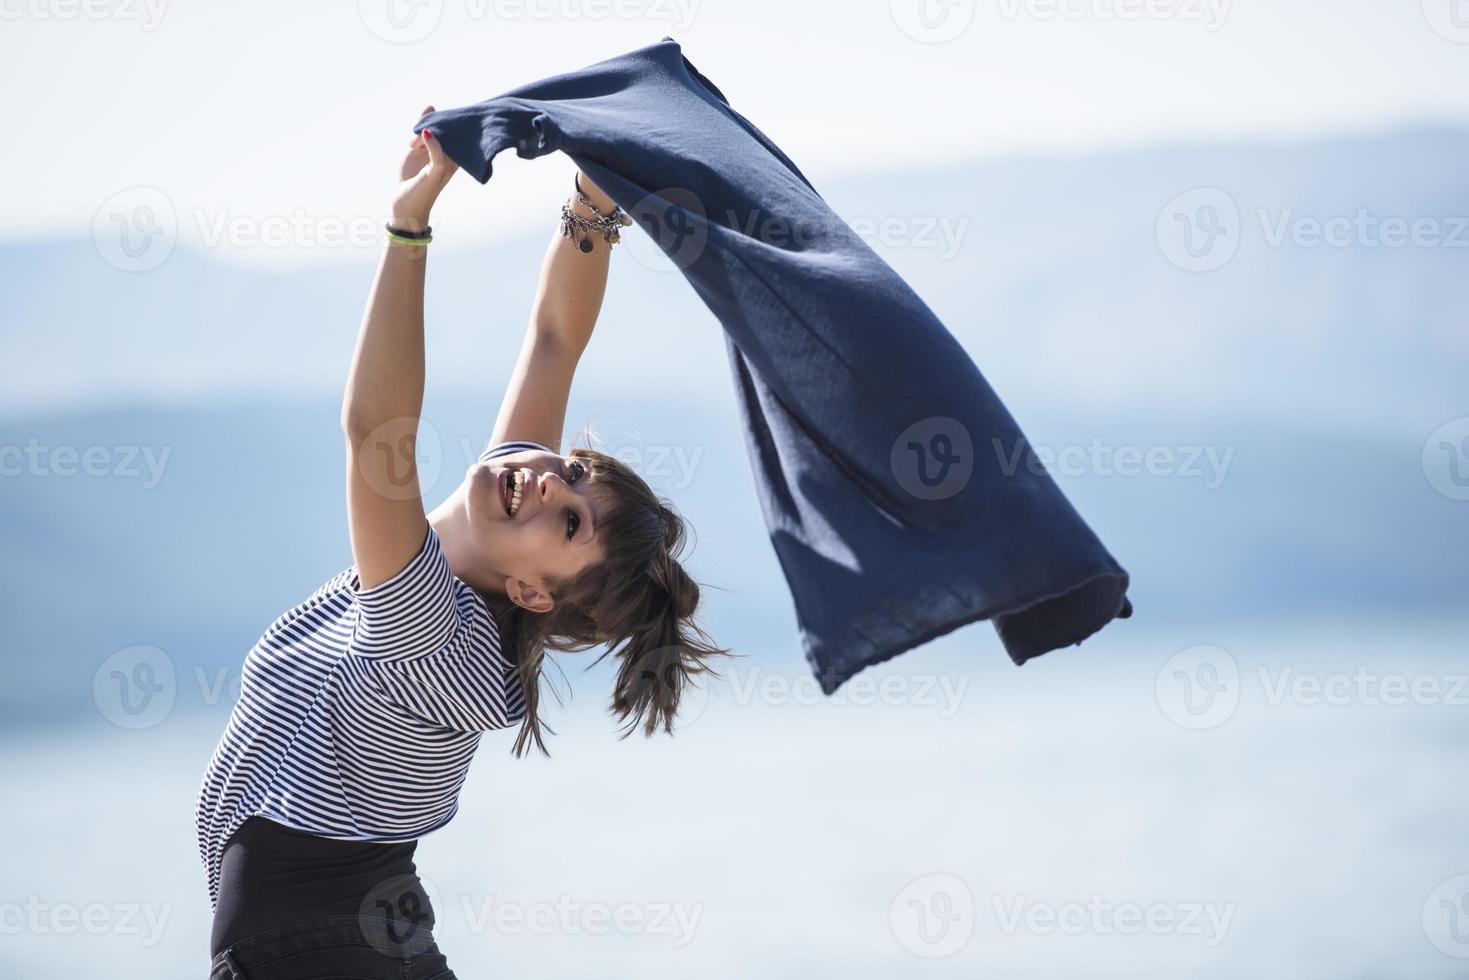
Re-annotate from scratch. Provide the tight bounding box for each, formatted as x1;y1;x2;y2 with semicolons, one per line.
386;229;432;247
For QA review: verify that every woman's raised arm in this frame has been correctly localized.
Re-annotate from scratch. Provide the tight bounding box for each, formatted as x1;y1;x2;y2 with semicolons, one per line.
341;106;458;590
487;171;618;453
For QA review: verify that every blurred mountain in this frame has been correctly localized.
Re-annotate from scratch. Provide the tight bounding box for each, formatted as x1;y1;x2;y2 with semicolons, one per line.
2;395;1462;726
3;126;1465;428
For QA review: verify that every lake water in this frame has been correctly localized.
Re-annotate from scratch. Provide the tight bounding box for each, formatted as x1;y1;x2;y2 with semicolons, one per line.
4;615;1467;978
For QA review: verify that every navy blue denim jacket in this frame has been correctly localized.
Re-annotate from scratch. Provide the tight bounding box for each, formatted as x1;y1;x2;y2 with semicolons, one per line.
418;38;1132;693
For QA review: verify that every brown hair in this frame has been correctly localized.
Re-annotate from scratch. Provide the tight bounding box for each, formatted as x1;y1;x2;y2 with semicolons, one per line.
476;434;731;756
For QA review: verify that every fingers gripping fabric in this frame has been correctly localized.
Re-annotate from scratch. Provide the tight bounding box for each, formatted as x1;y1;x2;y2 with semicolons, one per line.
417;38;1133;693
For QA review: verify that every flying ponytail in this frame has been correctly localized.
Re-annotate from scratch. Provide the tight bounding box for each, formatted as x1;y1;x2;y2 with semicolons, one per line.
607;537;728;738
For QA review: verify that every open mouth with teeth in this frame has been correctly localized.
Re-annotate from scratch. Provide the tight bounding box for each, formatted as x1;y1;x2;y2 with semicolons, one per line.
501;469;525;518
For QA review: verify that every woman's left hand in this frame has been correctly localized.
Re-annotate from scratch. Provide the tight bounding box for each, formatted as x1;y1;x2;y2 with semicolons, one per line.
392;105;458;230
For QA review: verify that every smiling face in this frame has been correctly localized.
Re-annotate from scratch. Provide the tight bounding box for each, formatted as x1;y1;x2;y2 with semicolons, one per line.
462;447;615;609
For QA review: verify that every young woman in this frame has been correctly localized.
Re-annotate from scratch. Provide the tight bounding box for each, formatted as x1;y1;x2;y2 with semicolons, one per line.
198;106;727;979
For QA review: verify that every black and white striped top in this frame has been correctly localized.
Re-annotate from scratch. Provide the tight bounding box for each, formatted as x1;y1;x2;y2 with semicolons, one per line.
195;440;550;911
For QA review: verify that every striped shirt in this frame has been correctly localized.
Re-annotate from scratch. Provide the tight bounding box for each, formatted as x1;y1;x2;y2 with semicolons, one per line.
195;439;551;911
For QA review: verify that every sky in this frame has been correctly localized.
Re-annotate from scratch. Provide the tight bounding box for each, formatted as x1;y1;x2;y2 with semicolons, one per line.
3;0;1468;266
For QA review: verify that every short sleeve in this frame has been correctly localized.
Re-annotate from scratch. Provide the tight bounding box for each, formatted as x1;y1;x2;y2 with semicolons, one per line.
371;630;526;732
350;526;459;662
478;440;554;464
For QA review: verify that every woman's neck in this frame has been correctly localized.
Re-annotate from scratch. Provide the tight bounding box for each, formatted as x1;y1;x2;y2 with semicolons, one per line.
428;489;506;596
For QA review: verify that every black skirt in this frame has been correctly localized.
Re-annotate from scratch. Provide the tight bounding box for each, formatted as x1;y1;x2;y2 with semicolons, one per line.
208;816;456;979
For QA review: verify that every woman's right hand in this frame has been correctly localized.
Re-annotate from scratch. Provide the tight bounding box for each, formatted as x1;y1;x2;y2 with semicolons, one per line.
391;105;458;231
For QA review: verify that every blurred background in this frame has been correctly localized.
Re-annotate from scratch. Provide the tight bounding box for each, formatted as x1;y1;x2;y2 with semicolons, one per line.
3;1;1468;977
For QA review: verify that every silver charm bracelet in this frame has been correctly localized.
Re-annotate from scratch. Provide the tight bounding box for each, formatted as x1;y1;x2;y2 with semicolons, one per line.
560;173;632;253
